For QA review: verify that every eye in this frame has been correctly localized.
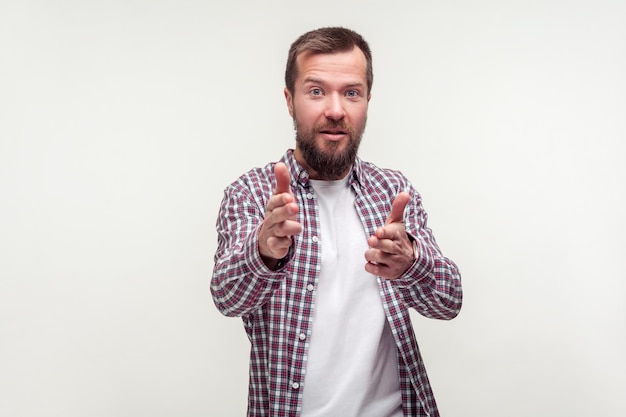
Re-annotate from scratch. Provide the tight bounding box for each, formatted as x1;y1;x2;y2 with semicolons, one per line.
309;88;323;96
346;89;360;98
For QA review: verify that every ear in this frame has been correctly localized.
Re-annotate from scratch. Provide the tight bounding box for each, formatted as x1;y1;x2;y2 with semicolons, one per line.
284;87;294;118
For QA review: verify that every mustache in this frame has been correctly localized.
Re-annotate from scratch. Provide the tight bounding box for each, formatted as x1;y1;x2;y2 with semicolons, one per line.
312;121;355;135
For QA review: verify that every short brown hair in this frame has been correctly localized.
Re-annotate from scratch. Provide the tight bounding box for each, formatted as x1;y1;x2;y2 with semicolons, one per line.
285;27;373;95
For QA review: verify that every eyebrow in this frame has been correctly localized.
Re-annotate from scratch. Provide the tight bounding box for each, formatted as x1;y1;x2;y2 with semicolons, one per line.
303;76;323;84
302;77;365;89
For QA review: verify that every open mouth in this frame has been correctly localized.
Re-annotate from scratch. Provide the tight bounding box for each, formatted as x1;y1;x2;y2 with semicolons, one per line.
318;127;348;140
320;132;346;142
321;129;347;135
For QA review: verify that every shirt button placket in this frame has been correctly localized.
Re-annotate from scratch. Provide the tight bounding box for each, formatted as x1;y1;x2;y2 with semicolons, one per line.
293;184;312;395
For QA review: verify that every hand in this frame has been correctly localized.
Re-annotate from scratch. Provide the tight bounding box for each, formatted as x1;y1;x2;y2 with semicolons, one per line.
364;192;415;279
258;162;302;268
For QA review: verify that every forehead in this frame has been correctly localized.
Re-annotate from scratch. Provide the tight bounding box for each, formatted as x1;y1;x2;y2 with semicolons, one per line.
295;47;368;86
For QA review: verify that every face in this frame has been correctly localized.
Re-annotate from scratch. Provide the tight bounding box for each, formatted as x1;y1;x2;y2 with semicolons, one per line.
285;47;371;180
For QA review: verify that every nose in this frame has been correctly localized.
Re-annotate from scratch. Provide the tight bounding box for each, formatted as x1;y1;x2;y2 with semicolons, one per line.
324;93;346;121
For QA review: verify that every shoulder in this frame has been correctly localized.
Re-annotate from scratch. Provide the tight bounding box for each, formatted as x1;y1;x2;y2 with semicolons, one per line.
222;162;276;207
357;158;414;195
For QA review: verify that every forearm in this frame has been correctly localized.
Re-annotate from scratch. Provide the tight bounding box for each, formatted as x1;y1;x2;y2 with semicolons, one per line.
391;234;462;320
210;185;286;317
211;224;285;317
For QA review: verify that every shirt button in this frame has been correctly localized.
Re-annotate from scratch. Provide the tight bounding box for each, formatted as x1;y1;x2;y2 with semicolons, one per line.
299;333;306;340
306;193;314;199
292;382;300;389
306;284;314;292
311;236;319;243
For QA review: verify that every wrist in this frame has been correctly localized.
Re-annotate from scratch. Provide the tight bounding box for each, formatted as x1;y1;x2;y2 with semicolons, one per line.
260;253;286;271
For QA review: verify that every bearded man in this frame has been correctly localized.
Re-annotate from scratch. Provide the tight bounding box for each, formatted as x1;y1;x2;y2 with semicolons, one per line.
211;27;463;417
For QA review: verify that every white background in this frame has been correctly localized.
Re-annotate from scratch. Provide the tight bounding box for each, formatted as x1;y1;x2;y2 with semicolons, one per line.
1;1;625;416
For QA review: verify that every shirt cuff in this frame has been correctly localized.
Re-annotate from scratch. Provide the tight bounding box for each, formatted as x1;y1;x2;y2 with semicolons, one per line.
244;226;291;280
391;237;435;287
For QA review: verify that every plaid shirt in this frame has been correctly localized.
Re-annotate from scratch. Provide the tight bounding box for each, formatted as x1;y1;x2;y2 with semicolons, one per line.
211;150;462;417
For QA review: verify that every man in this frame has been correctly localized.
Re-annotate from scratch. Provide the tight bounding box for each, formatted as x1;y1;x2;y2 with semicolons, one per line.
211;27;462;417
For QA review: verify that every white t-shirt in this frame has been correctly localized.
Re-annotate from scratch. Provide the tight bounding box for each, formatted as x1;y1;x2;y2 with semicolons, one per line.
301;175;402;417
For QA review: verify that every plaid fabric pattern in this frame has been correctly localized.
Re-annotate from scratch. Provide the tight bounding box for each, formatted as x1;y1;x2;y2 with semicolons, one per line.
212;150;462;417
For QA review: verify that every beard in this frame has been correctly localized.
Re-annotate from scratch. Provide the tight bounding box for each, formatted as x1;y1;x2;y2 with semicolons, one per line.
294;115;366;180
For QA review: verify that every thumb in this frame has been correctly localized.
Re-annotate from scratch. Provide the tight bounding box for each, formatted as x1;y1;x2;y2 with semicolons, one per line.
274;162;291;195
386;192;410;225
